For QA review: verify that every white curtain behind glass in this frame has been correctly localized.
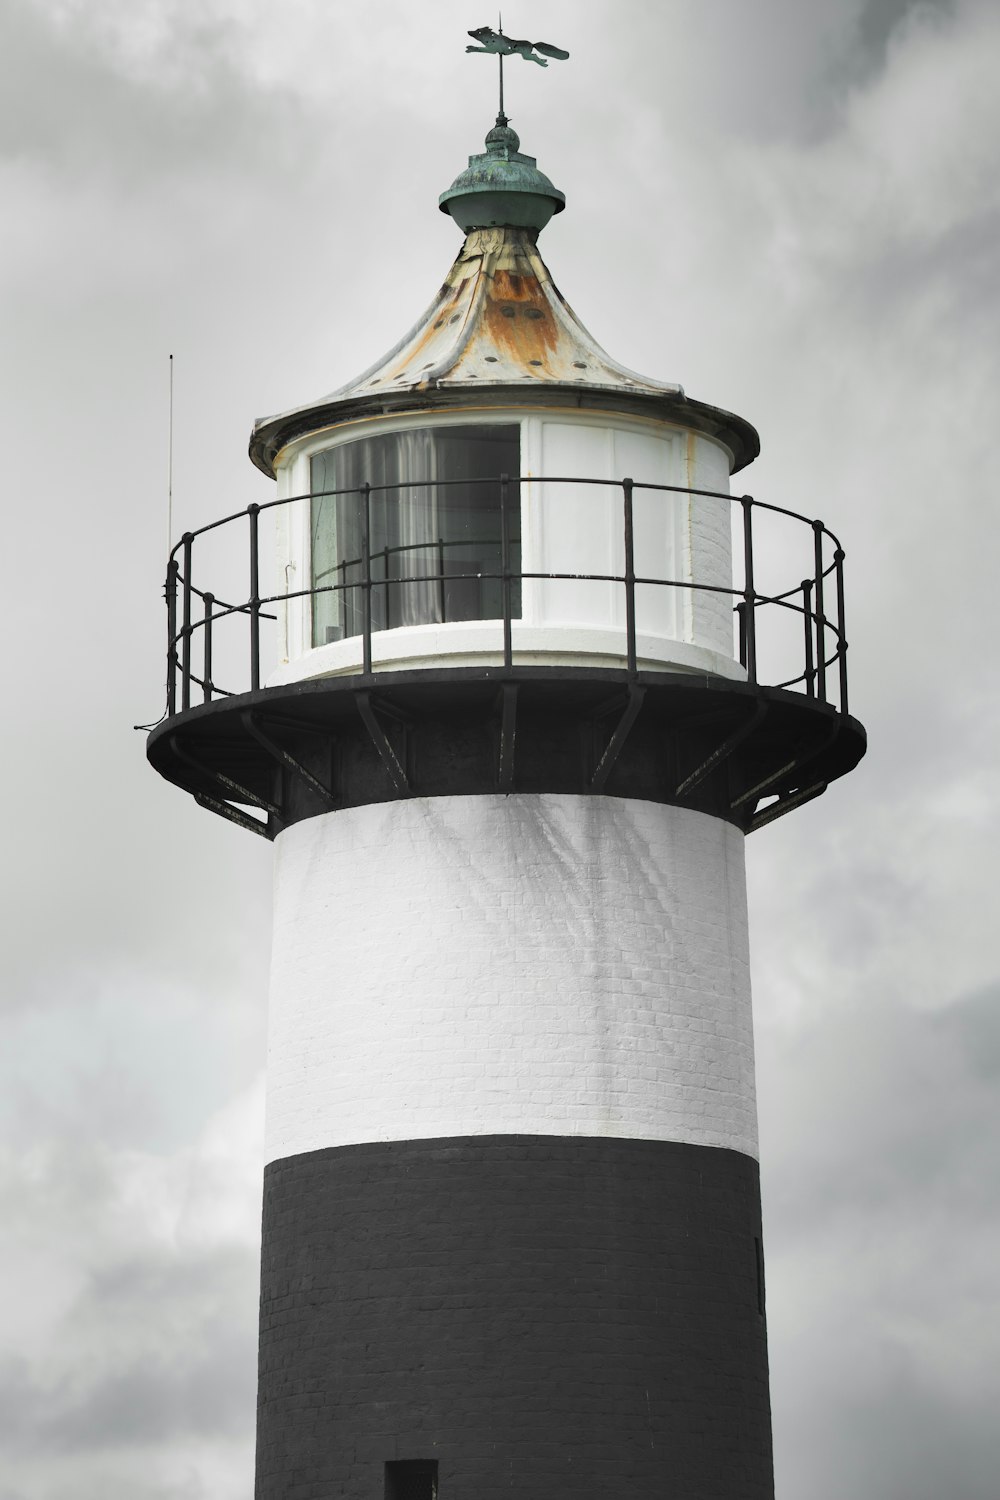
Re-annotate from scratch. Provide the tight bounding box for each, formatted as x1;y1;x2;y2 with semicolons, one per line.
390;430;441;627
311;432;441;641
310;425;519;646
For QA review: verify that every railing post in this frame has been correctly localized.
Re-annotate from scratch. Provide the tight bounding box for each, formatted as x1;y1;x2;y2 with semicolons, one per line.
802;579;815;698
361;482;372;675
382;544;392;630
812;519;826;704
181;532;193;711
166;557;179;717
736;600;747;670
834;547;848;716
248;504;261;693
623;478;637;678
203;591;215;703
500;472;513;669
437;537;447;625
741;496;757;686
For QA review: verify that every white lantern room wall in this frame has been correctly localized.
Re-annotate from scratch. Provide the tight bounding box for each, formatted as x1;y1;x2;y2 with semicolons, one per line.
268;407;740;688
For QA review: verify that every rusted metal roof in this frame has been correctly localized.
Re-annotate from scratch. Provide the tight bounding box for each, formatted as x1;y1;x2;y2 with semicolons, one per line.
250;226;759;477
349;227;685;396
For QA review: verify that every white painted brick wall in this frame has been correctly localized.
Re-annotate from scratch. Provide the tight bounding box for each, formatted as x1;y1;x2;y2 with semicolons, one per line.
687;433;736;656
265;795;759;1163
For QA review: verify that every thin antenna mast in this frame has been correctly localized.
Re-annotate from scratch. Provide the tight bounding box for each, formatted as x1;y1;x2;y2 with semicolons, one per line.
167;353;174;551
498;11;505;118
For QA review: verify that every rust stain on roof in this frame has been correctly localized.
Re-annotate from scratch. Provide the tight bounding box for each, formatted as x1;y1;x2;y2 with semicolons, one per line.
478;269;560;368
293;227;683;400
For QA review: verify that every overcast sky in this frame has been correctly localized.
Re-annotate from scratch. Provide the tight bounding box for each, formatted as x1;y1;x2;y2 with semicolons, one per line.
1;1;998;1496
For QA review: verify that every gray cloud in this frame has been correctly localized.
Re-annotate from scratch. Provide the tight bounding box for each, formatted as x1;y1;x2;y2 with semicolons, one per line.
0;0;304;182
0;1333;255;1454
760;985;1000;1227
858;0;956;58
0;1239;258;1450
757;980;1000;1497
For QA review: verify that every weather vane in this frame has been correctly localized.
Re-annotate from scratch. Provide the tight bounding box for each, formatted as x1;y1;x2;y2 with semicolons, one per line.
466;19;569;120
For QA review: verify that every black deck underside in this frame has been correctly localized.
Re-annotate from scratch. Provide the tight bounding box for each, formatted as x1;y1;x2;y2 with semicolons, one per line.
146;666;866;838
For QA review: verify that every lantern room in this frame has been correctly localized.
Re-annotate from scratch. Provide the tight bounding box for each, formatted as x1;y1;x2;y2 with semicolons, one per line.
249;118;759;689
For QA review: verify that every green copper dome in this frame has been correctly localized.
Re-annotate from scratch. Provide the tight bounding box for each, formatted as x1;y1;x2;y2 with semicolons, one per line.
439;114;565;234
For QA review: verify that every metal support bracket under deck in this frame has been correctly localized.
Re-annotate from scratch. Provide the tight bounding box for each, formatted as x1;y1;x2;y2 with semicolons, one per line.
749;780;827;832
731;716;841;812
356;692;410;795
497;683;518;793
589;685;646;793
675;700;769;798
193;791;273;839
242;711;338;810
170;734;281;818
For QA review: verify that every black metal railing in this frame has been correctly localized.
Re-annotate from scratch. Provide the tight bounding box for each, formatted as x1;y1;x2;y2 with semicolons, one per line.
159;476;850;720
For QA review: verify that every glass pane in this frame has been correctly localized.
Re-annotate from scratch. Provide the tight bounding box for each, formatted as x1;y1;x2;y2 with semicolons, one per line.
311;425;520;646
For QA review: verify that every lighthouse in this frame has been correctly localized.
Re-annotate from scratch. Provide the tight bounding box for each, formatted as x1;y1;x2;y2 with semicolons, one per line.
148;60;865;1500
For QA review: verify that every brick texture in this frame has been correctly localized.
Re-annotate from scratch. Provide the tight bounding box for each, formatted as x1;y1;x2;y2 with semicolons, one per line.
265;795;758;1163
256;1135;774;1499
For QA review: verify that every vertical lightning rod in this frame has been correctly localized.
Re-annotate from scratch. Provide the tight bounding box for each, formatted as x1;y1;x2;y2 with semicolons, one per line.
167;353;174;552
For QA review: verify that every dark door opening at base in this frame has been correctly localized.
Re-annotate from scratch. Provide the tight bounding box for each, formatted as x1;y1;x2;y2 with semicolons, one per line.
385;1459;438;1500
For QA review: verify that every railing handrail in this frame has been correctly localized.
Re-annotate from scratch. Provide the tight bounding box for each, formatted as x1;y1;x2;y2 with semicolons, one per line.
160;475;850;719
170;476;844;561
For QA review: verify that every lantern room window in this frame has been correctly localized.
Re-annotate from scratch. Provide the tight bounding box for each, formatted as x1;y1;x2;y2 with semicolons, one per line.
310;424;521;646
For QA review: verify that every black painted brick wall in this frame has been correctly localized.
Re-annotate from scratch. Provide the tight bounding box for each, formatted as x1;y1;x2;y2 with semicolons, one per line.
256;1135;773;1499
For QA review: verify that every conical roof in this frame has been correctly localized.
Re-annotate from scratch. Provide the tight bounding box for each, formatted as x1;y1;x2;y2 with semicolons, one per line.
249;126;758;477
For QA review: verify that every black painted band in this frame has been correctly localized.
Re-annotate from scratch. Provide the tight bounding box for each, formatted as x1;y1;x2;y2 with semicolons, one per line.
256;1135;774;1499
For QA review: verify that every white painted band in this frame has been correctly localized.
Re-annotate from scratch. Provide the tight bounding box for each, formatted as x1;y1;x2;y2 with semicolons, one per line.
265;622;745;690
265;795;759;1164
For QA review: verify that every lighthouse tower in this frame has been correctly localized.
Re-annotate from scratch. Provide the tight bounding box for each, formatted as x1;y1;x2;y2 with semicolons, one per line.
148;99;865;1500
